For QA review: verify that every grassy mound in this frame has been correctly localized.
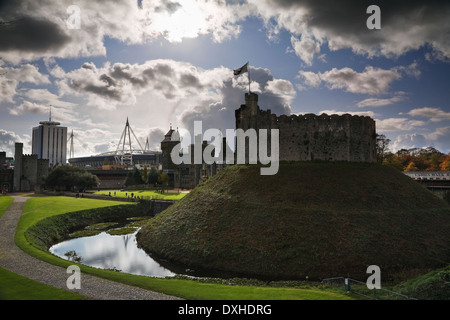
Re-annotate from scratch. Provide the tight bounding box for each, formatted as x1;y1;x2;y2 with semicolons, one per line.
137;162;450;283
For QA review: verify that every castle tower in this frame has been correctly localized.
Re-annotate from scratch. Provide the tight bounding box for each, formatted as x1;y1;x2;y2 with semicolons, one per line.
13;143;23;192
0;152;6;169
161;124;180;171
245;92;258;116
235;92;272;131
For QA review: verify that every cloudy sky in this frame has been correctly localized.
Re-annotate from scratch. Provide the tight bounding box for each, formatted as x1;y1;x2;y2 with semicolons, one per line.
1;0;449;158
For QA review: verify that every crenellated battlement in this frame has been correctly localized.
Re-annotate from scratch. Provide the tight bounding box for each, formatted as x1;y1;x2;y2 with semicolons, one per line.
236;93;376;163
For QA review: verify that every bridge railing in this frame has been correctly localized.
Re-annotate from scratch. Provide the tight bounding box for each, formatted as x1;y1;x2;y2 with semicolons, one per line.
321;277;417;300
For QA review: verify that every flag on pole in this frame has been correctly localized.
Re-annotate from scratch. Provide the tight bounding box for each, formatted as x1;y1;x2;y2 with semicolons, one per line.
234;62;251;93
233;62;248;76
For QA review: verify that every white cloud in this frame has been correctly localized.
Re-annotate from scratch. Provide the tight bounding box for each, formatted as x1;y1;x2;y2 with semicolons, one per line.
427;126;450;144
319;109;375;118
319;66;401;95
9;101;47;116
391;133;428;152
0;129;27;156
0;64;50;102
357;92;407;108
407;107;450;122
297;71;321;88
375;118;427;132
298;66;402;95
290;34;321;66
391;126;450;153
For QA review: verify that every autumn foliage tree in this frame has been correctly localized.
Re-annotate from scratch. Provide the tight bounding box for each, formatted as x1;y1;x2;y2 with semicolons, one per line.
380;145;450;172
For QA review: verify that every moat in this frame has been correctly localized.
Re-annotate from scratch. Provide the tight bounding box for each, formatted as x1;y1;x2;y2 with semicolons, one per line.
49;230;176;278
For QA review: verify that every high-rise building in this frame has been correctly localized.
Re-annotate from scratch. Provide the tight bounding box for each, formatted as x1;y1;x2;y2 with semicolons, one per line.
32;112;67;166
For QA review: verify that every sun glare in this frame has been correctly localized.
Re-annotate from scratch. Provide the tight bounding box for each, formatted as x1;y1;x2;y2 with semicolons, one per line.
151;0;207;42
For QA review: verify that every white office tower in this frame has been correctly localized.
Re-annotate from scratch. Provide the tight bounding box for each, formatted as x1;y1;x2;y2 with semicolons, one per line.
32;114;67;166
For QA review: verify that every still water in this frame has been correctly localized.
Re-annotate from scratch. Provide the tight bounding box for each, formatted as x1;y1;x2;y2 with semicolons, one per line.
49;230;176;278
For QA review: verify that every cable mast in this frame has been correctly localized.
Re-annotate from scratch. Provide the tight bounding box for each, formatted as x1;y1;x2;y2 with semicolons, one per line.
114;117;145;167
68;130;75;159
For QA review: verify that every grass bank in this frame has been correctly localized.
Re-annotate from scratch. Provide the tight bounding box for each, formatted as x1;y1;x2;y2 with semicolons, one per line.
94;189;187;200
393;265;450;300
15;196;355;300
137;162;450;284
0;266;85;300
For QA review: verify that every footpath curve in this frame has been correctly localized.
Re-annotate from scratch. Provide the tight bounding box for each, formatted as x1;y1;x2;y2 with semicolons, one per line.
0;195;181;300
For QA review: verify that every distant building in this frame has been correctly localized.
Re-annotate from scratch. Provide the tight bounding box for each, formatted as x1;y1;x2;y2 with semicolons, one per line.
0;143;50;193
69;153;162;170
0;151;14;192
32;116;67;166
14;142;49;192
404;171;450;199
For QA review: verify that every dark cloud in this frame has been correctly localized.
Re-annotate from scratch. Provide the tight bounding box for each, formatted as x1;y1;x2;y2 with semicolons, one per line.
71;78;122;101
180;66;293;139
146;128;166;150
263;0;450;62
179;73;203;89
155;1;182;14
0;16;70;52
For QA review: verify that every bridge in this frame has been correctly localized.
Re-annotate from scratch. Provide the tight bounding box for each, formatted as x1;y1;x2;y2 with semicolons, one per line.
403;171;450;199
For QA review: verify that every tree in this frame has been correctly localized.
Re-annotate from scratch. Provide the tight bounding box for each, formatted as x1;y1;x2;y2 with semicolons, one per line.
125;168;143;186
382;153;403;171
440;155;450;171
158;172;169;193
45;166;99;192
147;167;159;185
376;134;391;163
405;161;419;172
141;165;148;184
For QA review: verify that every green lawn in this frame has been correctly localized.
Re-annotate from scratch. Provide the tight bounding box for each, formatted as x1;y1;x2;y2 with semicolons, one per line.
94;189;187;200
11;196;355;300
0;266;85;300
0;196;14;219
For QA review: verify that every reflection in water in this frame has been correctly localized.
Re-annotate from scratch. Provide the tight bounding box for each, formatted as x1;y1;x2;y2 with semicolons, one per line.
49;231;175;278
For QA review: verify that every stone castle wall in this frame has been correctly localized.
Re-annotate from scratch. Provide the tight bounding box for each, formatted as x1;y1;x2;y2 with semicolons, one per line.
12;143;50;192
236;93;376;163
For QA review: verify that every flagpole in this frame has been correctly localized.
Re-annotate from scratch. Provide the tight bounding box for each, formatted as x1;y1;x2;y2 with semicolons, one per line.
247;62;251;93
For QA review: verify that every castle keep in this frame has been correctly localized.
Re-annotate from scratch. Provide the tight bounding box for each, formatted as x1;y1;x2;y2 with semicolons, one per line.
162;92;377;189
236;93;377;163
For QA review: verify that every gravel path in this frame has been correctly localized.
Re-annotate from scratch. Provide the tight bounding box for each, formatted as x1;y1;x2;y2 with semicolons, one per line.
0;195;181;300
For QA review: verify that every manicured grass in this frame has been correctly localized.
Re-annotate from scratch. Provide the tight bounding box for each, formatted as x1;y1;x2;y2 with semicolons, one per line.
137;162;450;282
94;189;187;200
0;266;85;300
0;196;14;219
14;196;355;300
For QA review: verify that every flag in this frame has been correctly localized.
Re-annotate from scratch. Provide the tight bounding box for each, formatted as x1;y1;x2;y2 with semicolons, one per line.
233;62;248;76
